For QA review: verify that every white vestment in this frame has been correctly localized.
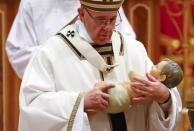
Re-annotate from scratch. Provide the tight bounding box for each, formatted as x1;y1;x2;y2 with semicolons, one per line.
6;0;136;78
19;20;182;131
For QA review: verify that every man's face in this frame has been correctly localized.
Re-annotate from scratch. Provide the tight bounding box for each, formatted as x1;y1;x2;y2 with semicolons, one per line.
150;61;167;81
79;7;117;45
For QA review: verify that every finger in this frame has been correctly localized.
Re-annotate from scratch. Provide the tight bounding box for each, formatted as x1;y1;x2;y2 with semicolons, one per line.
133;77;150;86
131;82;152;92
131;81;145;85
101;98;109;108
132;97;146;104
131;82;147;91
132;97;152;105
131;86;139;95
97;99;109;111
133;87;149;96
100;83;115;92
101;93;110;102
146;73;157;82
94;94;109;110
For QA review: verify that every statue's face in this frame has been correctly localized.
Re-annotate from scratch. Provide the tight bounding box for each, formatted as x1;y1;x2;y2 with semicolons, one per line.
150;61;167;81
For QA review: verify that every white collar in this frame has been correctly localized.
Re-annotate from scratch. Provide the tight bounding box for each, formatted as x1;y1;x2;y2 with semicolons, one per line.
75;19;94;43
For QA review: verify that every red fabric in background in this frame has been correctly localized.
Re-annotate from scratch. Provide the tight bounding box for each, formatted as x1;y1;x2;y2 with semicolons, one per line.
160;1;183;39
192;5;194;36
160;1;194;38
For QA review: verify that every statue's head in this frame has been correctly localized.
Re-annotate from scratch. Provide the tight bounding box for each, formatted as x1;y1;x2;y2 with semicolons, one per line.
150;58;183;88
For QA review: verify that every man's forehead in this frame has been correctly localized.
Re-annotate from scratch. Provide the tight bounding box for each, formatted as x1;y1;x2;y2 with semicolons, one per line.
87;8;117;16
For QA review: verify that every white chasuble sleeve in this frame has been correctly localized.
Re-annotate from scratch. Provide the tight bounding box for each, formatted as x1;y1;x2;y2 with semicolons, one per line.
19;50;90;131
149;88;182;131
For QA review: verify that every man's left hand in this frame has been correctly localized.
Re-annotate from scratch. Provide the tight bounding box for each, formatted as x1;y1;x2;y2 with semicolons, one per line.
131;73;170;105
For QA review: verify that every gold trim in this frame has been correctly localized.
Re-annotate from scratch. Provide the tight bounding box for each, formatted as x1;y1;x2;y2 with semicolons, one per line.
165;4;183;17
80;1;122;10
182;1;191;106
130;4;152;58
100;71;104;81
0;7;6;131
116;31;124;56
95;46;112;52
67;93;84;131
0;9;5;86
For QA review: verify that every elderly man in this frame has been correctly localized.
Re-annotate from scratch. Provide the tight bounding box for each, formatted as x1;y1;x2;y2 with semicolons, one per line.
19;0;182;131
6;0;135;78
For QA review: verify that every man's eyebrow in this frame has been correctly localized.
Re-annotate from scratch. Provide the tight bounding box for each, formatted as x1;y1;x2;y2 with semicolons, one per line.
95;16;117;19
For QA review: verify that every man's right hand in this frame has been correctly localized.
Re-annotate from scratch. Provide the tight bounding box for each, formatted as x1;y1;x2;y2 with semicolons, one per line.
84;82;114;116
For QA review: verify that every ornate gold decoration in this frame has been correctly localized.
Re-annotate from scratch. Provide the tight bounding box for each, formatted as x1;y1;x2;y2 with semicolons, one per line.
130;3;152;57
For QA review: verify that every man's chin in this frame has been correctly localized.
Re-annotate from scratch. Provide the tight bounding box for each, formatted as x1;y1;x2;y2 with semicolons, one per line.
98;37;110;44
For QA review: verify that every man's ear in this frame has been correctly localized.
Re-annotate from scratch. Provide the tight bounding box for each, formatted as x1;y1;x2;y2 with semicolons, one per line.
158;74;166;82
78;8;84;22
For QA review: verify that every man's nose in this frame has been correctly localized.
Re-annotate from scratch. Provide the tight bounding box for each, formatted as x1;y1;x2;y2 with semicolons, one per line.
102;23;114;31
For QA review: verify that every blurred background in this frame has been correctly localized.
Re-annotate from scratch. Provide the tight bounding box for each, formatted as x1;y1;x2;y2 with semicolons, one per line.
0;0;194;131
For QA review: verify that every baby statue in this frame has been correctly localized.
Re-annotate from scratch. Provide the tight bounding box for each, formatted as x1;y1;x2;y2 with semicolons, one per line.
106;58;183;113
